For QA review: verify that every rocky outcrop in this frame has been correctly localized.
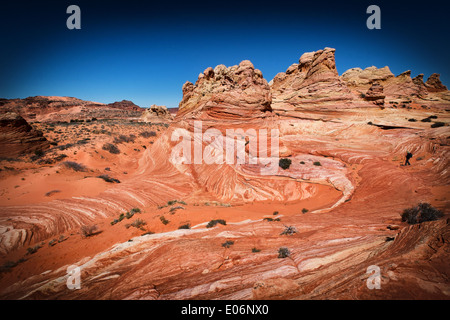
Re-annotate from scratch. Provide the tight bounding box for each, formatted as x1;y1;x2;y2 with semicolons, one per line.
271;48;353;108
363;81;385;106
177;60;272;120
0;112;50;158
425;73;447;92
341;66;394;86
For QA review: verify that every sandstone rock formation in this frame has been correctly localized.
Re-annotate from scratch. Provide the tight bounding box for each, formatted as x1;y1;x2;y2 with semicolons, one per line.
140;105;172;122
271;47;353;109
177;60;272;120
0;48;449;300
425;73;448;92
0;112;50;158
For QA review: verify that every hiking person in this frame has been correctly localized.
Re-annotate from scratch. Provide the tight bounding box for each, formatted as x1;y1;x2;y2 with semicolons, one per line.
405;151;413;166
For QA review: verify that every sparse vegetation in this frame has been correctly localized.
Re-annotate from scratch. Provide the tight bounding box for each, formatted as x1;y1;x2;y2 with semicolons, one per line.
178;223;191;229
279;158;292;170
102;143;120;154
252;248;261;253
45;190;61;197
26;243;43;255
280;225;298;236
0;258;27;273
97;174;121;183
139;131;157;138
63;161;87;172
221;240;234;248
431;122;445;128
401;203;443;224
206;219;227;228
113;134;136;144
160;216;170;225
129;218;146;231
263;217;281;222
278;247;290;258
80;225;100;238
313;161;322;166
302;208;309;214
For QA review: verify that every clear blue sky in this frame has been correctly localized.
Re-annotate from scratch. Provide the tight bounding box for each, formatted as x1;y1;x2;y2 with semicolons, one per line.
1;0;449;108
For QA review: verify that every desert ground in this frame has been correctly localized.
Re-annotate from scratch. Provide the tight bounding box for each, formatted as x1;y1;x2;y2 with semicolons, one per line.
0;48;449;300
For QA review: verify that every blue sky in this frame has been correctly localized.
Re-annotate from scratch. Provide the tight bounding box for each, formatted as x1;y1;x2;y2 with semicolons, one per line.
1;0;449;108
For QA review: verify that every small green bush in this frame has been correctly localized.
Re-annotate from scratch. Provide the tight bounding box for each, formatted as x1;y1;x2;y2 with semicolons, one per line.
278;247;290;258
401;203;443;224
313;161;322;166
206;219;227;228
160;216;170;225
221;240;234;248
431;122;445;128
279;158;292;170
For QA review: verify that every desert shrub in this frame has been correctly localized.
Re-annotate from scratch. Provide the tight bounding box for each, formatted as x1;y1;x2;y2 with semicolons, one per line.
279;158;292;170
408;118;417;122
139;131;157;138
401;203;444;225
252;248;261;253
302;208;309;214
130;208;141;214
178;224;191;229
313;161;322;166
63;161;87;172
431;122;445;128
168;200;187;206
263;217;281;222
131;219;146;230
113;134;136;144
81;225;100;238
26;244;42;255
169;206;185;213
300;161;305;164
421;117;432;122
280;226;298;236
45;190;61;197
206;219;227;228
222;240;234;248
278;247;290;258
102;143;120;154
273;211;279;215
160;216;170;225
34;150;44;158
0;258;27;273
97;175;121;183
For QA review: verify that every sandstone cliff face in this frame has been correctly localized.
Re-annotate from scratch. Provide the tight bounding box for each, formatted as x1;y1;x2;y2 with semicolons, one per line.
177;60;272;120
0;112;50;158
271;48;354;110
